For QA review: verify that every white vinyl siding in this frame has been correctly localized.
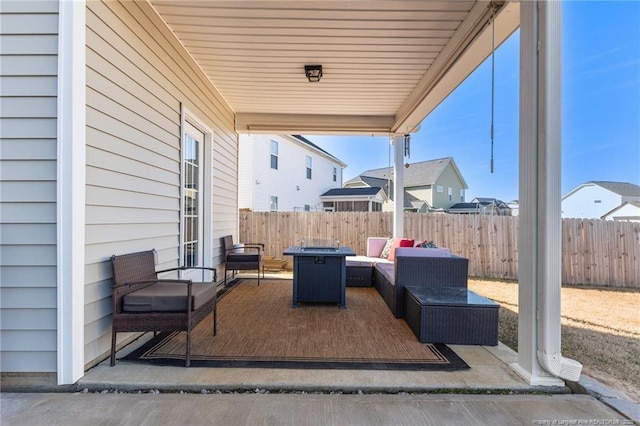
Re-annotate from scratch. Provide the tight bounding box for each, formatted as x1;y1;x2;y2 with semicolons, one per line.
561;185;625;219
431;165;466;209
84;0;237;366
0;0;59;372
238;134;344;212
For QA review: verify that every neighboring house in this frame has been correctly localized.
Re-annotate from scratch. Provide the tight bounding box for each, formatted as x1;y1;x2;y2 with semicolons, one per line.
319;187;386;212
448;197;512;215
561;181;640;219
343;157;468;212
601;201;640;222
238;135;346;212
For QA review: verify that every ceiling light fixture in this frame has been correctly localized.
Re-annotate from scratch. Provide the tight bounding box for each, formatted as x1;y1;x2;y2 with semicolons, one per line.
304;65;323;82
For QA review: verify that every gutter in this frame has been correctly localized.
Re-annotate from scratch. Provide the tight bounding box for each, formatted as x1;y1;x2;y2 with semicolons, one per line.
537;281;583;381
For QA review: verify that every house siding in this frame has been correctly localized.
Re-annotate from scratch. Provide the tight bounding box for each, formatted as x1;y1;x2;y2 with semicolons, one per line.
406;186;433;206
0;0;60;372
84;0;237;366
562;185;622;219
239;135;343;211
431;165;465;209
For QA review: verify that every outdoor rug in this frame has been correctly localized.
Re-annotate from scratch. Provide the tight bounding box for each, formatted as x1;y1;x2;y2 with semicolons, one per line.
124;279;469;371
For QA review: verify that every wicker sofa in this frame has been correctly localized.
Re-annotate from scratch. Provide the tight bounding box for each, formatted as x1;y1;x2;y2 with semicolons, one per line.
346;237;469;317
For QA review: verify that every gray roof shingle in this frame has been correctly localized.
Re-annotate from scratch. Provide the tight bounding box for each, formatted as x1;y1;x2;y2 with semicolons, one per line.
590;181;640;197
321;187;382;197
345;157;466;188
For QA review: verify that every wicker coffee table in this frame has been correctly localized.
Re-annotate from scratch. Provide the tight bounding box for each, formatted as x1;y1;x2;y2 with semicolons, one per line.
404;286;499;345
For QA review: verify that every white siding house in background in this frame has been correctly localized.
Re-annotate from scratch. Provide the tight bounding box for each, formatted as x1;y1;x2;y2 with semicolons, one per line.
238;134;346;211
561;181;640;219
601;201;640;222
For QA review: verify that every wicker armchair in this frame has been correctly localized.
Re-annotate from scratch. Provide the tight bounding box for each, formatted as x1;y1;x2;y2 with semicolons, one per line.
223;235;265;285
110;250;217;367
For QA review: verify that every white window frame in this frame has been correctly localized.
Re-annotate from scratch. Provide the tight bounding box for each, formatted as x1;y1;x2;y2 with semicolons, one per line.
306;155;312;179
270;140;278;170
181;105;214;282
437;185;444;193
270;195;278;211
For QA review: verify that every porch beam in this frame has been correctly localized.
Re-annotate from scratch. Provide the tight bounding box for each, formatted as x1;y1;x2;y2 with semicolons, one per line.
513;0;582;385
235;113;395;135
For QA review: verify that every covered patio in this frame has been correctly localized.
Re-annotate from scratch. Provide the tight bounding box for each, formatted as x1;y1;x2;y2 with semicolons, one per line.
124;0;574;386
36;0;579;390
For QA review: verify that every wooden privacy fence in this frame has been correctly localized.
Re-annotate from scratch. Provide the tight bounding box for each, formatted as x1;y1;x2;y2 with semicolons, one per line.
239;211;640;288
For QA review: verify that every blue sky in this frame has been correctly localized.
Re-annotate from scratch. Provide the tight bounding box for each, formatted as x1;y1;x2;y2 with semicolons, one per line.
305;1;640;202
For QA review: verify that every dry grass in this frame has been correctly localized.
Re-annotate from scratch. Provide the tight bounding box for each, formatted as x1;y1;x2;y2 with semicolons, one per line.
468;279;640;403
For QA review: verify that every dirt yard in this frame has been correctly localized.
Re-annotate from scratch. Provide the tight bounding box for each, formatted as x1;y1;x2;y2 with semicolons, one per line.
468;279;640;403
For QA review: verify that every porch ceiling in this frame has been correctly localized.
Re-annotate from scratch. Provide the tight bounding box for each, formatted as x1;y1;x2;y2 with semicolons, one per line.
149;1;519;135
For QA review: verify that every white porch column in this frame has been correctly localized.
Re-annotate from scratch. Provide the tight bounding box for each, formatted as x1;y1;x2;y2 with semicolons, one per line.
514;0;582;385
57;0;86;384
392;134;405;237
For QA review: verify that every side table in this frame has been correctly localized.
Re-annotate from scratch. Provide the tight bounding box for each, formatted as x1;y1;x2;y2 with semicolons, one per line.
404;286;499;345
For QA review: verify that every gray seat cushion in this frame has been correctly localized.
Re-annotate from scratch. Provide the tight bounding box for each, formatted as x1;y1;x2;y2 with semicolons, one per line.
227;252;261;262
123;282;217;312
375;262;395;285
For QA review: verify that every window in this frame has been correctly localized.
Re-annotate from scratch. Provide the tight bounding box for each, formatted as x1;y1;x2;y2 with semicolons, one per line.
183;133;200;267
270;140;278;170
304;204;310;211
333;167;337;182
448;187;453;201
460;189;464;202
270;195;278;211
594;200;602;204
306;155;312;179
437;185;444;193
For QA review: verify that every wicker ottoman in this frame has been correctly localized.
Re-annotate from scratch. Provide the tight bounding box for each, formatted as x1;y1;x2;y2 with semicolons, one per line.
404;286;499;345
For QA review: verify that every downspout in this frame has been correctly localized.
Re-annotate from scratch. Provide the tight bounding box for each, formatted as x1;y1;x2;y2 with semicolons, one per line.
533;0;582;382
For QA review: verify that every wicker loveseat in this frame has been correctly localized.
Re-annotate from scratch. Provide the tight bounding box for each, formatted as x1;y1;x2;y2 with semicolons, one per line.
110;250;218;367
375;249;469;317
346;237;469;317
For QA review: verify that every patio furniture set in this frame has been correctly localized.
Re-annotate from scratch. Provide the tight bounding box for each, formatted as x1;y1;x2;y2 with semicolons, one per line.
109;236;497;367
344;237;499;346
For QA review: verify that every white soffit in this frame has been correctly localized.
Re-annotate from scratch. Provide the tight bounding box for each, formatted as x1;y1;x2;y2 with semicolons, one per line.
149;1;519;135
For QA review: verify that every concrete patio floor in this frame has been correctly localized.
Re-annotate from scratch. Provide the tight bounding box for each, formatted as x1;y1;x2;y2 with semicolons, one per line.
78;341;543;394
2;392;632;426
3;274;636;424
